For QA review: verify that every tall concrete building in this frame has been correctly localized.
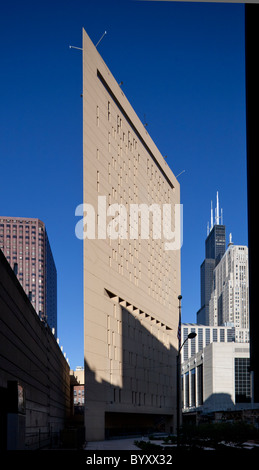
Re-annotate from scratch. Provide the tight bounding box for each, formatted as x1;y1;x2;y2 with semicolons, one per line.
81;29;181;440
0;216;57;334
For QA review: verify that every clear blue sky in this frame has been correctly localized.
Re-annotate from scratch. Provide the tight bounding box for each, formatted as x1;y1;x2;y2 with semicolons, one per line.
0;1;247;370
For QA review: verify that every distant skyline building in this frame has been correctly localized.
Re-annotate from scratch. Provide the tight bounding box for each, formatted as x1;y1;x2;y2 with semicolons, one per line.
0;216;57;335
209;240;249;329
184;196;250;418
205;194;225;261
197;192;226;325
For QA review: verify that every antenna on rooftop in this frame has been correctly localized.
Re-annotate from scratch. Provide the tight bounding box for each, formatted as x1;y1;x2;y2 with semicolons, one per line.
208;191;223;234
176;170;186;178
95;31;107;48
210;201;213;231
216;191;220;225
69;45;83;51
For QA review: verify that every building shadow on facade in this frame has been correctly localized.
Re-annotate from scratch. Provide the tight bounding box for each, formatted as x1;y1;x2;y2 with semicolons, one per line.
202;393;235;415
84;301;177;440
183;392;259;432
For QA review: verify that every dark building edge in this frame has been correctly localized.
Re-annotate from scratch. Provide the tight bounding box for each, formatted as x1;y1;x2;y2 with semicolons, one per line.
245;4;259;402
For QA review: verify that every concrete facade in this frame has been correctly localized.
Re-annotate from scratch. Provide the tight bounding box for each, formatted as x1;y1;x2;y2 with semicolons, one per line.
0;249;70;450
181;342;250;414
181;323;249;362
82;29;181;441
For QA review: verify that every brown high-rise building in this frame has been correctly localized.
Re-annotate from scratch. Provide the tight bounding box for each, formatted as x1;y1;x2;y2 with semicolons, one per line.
0;216;57;335
81;29;181;441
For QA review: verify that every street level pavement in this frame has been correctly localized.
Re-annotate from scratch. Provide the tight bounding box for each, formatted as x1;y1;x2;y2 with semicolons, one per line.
84;437;144;450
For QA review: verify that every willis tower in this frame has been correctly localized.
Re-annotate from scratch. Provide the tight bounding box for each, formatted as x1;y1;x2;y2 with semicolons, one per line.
197;192;226;325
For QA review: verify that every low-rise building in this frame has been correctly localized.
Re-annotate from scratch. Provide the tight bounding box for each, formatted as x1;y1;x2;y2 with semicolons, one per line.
0;249;70;450
181;323;249;362
70;367;85;417
181;342;251;416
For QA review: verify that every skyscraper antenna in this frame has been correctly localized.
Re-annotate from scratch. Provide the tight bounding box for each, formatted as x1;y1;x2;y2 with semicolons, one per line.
228;233;233;246
210;201;213;231
209;191;223;233
216;191;220;225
